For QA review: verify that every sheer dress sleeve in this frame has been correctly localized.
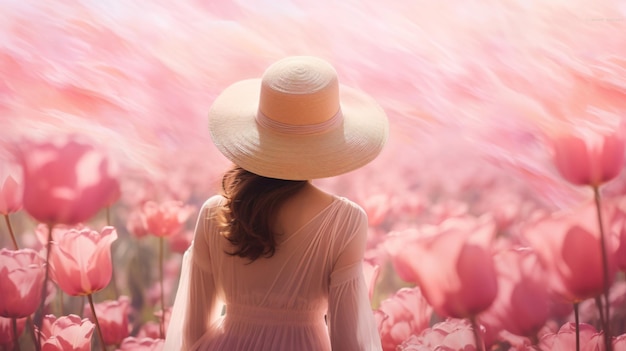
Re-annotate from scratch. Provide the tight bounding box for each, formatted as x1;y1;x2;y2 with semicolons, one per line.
327;204;382;351
164;196;225;351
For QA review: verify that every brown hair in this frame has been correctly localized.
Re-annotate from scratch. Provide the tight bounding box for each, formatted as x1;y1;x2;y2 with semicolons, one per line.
218;165;308;261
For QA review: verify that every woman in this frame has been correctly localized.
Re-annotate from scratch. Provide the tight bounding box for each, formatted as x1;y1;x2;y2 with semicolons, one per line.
165;56;388;350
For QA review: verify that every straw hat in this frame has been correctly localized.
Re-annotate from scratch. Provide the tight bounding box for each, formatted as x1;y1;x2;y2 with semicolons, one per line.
208;56;389;180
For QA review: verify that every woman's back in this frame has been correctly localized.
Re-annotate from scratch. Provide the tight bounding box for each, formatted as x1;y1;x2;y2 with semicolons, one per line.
214;184;339;308
168;191;381;350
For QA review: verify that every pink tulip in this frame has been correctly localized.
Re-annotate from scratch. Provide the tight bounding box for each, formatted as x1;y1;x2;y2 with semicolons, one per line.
0;175;21;215
126;208;150;238
142;200;193;237
385;228;421;283
0;316;26;349
390;216;498;318
524;201;618;302
538;323;604;351
614;334;626;350
116;337;164;351
105;181;122;207
136;322;161;339
83;296;131;346
479;247;550;343
575;280;626;340
363;258;380;301
35;223;85;246
18;138;120;225
550;125;626;187
0;248;45;318
361;193;392;227
167;229;193;254
397;319;478;351
136;309;171;340
374;287;432;351
38;314;95;351
49;226;118;296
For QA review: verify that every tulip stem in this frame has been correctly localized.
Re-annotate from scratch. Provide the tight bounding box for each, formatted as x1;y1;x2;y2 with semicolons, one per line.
79;296;85;318
592;186;612;351
3;214;19;250
57;291;64;316
105;206;120;300
106;206;111;227
159;236;165;339
595;296;605;325
574;303;580;351
87;294;107;351
35;223;54;347
11;318;21;351
470;317;485;351
26;316;39;351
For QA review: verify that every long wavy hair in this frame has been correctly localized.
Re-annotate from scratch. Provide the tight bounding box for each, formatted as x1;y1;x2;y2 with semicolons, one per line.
218;165;308;261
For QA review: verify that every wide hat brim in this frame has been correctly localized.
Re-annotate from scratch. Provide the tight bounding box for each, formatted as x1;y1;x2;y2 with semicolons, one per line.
208;78;389;180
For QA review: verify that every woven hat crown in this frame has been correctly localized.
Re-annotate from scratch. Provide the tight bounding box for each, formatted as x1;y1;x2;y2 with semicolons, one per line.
257;57;342;132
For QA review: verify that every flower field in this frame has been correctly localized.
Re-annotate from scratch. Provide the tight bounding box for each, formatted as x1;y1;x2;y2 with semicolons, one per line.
1;0;626;350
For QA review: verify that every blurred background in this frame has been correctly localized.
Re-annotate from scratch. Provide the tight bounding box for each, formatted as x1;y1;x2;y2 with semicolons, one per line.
2;0;626;339
1;0;625;206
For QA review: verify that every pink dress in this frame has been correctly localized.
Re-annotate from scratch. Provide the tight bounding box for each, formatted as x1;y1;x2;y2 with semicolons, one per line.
164;195;382;351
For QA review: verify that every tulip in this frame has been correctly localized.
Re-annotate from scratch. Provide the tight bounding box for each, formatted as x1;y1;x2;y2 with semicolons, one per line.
363;258;380;301
549;121;626;351
385;228;421;283
550;125;625;188
47;226;117;351
18;138;120;225
0;175;21;215
137;309;173;340
34;223;84;246
479;247;550;344
142;200;193;238
525;201;621;351
136;322;161;340
126;208;149;238
0;316;26;349
361;193;392;227
614;334;626;350
0;248;45;318
48;226;118;296
390;215;498;319
374;287;432;351
167;229;193;254
523;202;618;303
83;296;131;346
397;319;478;351
0;174;22;249
116;337;164;351
141;200;192;338
538;323;604;351
105;181;121;207
38;314;94;351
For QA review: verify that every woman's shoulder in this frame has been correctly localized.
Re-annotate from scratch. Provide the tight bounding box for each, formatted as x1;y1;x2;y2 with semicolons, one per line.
335;196;367;217
198;195;226;220
331;196;369;232
202;194;225;209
